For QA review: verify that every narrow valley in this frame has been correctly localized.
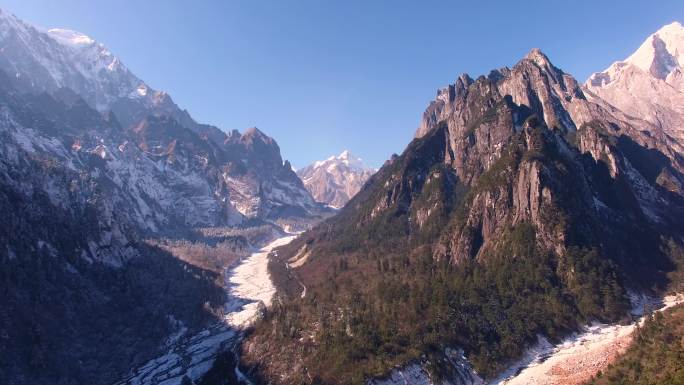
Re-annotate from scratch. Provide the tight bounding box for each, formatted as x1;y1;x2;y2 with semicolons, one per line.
1;3;683;385
116;234;298;385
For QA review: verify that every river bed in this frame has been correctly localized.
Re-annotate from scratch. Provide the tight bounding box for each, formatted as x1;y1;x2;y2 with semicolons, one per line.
114;235;297;385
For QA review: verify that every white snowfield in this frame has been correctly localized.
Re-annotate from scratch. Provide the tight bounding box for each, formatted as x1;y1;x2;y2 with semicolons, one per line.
114;235;297;385
226;235;298;328
493;293;684;385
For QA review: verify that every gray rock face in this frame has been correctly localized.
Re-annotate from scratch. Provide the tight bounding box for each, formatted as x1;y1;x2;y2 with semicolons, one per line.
297;150;376;208
408;47;684;263
417;49;587;140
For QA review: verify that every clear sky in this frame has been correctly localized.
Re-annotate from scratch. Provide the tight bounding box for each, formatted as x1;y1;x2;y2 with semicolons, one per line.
2;0;683;168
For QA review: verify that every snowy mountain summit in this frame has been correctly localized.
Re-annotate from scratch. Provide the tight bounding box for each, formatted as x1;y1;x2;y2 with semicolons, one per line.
316;150;366;170
0;9;146;110
0;8;206;132
586;21;684;149
297;150;376;208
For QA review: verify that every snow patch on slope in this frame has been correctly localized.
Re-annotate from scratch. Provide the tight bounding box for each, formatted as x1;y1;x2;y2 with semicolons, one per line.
368;348;483;385
493;293;684;385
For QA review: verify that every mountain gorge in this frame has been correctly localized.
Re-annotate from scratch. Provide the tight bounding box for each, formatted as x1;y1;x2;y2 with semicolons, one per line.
241;48;684;384
297;150;376;208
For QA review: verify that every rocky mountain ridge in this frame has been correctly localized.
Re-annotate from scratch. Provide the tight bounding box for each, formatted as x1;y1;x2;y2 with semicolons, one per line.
242;47;684;385
0;8;328;230
3;6;684;385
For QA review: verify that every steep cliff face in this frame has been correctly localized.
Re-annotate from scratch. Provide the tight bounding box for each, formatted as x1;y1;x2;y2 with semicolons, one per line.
390;48;682;266
220;127;323;223
297;151;376;208
242;50;684;385
586;21;684;152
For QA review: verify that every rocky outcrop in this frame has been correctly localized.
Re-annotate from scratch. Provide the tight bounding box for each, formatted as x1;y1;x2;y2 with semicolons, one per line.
297;150;376;208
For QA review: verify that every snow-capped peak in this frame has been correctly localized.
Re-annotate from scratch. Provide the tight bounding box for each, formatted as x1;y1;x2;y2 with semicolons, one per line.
338;150;367;171
587;21;684;88
623;21;684;79
585;21;684;149
590;21;684;87
0;8;155;112
298;150;376;208
47;28;96;47
311;150;365;170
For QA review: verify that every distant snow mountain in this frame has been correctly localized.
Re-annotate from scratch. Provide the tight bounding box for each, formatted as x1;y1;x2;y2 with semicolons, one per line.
297;150;375;208
586;21;684;151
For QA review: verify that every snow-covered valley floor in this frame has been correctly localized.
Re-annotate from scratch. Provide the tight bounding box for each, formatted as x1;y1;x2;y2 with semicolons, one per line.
226;235;298;327
113;235;297;385
491;293;684;385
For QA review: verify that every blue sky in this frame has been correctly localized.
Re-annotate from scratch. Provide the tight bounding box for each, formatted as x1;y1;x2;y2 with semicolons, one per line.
3;0;683;168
